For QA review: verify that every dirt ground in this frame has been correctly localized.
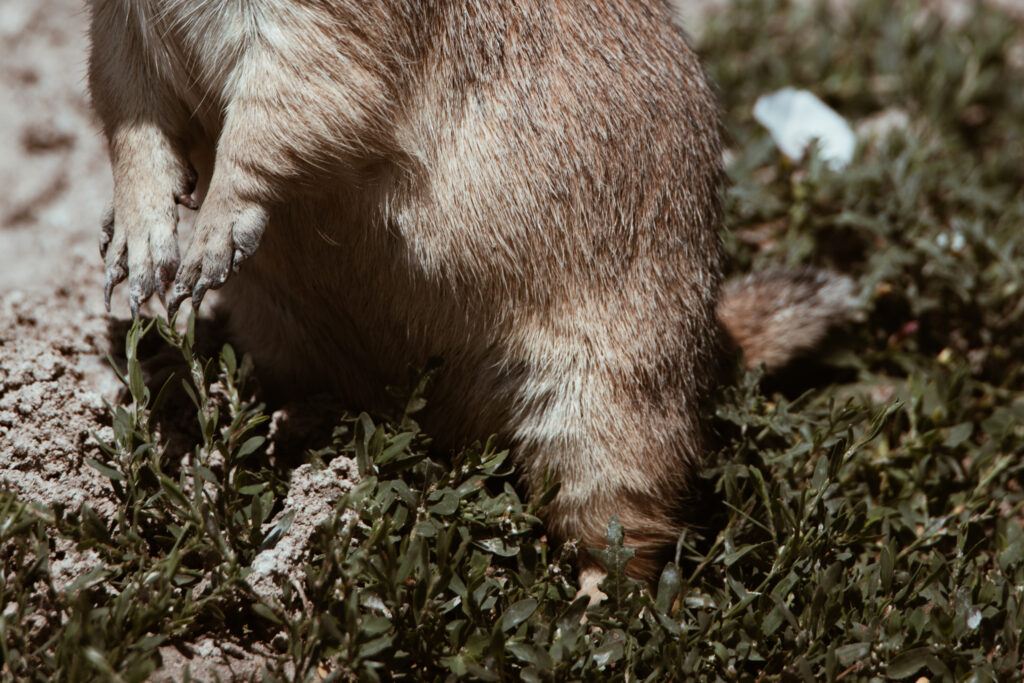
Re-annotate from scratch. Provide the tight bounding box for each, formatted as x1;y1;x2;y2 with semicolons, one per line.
0;0;118;533
0;0;1019;679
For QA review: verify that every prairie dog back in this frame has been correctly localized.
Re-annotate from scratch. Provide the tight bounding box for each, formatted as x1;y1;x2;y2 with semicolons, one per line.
88;1;724;586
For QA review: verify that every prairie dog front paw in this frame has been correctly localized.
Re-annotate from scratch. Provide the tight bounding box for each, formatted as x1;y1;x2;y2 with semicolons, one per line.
103;126;197;316
167;195;269;316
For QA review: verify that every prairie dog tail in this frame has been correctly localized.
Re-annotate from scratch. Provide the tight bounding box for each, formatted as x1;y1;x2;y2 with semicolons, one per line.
717;268;857;372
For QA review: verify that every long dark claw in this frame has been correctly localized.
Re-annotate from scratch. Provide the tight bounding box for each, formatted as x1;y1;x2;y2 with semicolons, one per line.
129;280;154;319
167;281;191;318
191;281;209;310
104;265;127;312
104;280;114;312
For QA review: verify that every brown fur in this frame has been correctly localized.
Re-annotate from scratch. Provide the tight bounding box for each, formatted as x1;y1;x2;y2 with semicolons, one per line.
87;0;846;589
717;269;856;372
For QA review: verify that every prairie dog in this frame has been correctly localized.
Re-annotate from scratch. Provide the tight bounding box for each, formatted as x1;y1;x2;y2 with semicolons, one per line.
87;1;847;587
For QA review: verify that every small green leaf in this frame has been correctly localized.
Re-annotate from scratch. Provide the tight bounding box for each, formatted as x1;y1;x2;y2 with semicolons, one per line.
501;599;538;632
943;422;973;448
236;436;265;459
476;538;519;557
507;641;553;669
358;635;393;659
835;642;870;666
656;563;681;613
379;432;414;464
85;457;125;482
888;647;949;679
252;603;283;626
428;490;460;516
591;518;637;609
811;452;830;490
221;344;237;375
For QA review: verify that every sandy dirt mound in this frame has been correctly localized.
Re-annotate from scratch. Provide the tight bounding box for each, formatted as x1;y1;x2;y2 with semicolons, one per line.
0;0;120;511
0;271;117;517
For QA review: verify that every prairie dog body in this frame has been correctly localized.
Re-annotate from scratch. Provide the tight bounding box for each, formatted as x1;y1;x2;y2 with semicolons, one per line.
88;1;801;584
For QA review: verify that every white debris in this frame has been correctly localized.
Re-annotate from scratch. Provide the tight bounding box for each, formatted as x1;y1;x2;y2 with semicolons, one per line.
246;456;360;603
753;87;856;169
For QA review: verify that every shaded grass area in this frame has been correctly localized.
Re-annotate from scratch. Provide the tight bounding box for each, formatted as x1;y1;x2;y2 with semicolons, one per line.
3;0;1024;679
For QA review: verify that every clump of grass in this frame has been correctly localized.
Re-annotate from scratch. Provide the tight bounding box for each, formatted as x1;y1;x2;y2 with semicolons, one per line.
1;317;287;681
0;493;57;678
3;0;1024;680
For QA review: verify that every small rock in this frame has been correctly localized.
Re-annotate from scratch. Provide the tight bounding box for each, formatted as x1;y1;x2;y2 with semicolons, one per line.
195;639;220;658
31;351;65;382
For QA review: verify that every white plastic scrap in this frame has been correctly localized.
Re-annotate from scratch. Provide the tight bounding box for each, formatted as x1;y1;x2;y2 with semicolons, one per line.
753;87;856;169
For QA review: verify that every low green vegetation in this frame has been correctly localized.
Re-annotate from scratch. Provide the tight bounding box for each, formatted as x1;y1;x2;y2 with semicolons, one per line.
3;0;1024;679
